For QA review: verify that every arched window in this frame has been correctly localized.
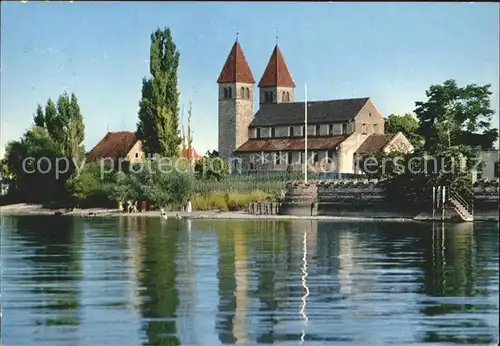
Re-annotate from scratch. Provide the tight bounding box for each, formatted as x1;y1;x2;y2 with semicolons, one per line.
269;91;274;103
282;91;286;102
286;92;290;102
228;87;232;98
224;88;228;99
241;87;245;99
246;88;250;99
264;91;269;103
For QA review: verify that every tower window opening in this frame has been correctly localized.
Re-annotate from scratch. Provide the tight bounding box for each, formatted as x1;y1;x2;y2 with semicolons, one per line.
241;87;245;99
246;88;250;99
224;88;228;99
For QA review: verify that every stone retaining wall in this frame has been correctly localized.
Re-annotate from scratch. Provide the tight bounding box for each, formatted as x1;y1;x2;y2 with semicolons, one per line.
472;180;499;221
473;180;499;206
315;179;410;217
279;179;499;220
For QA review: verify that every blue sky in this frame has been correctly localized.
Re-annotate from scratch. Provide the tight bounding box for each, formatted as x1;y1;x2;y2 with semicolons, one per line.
1;2;499;157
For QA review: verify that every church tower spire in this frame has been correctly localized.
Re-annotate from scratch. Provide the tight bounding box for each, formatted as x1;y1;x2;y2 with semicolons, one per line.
217;40;255;161
217;41;255;84
258;44;295;104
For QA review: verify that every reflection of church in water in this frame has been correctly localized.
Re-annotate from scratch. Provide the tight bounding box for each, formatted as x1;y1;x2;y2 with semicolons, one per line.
121;218;481;345
215;220;322;343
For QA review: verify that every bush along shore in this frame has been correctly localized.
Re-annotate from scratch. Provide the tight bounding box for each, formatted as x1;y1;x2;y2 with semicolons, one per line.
1;154;292;213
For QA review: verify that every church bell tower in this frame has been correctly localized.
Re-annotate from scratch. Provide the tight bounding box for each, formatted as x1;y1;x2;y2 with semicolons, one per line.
258;44;295;105
217;39;255;160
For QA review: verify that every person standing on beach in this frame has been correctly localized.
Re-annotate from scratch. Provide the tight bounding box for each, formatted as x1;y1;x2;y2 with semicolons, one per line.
186;199;192;213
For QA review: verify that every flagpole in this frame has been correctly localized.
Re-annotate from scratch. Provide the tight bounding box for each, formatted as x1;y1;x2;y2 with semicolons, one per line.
304;84;308;183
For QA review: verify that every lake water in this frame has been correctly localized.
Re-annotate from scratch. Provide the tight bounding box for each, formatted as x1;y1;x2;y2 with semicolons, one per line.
1;216;498;346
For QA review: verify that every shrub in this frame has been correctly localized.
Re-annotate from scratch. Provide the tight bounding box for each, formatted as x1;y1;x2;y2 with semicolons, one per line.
124;157;194;209
67;163;116;208
194;150;230;181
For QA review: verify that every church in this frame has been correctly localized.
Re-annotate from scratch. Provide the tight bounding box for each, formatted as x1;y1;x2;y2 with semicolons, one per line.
217;40;414;174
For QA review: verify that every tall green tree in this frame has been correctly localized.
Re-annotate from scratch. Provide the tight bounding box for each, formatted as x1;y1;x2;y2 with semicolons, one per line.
33;104;45;128
67;93;86;162
180;104;186;151
137;27;181;157
359;79;498;211
44;98;59;141
4;93;85;205
415;79;498;151
3;126;71;204
187;101;193;158
385;113;424;149
35;93;85;162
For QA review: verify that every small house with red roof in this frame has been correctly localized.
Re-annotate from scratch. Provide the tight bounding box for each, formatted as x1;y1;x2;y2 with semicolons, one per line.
86;131;144;164
86;131;202;164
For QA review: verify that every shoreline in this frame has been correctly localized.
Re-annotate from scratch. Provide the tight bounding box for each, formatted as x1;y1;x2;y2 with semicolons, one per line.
1;203;496;223
0;203;415;222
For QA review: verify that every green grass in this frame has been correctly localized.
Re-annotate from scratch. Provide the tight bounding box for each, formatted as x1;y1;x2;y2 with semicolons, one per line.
192;190;271;211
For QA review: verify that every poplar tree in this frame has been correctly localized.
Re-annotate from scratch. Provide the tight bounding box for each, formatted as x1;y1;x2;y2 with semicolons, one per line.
137;27;181;157
33;104;45;128
187;101;193;159
180;104;186;151
33;93;85;162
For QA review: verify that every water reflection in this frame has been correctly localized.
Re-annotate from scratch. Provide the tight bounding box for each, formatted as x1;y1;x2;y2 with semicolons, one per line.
2;216;83;345
1;216;498;345
300;226;310;344
137;217;181;346
417;222;497;344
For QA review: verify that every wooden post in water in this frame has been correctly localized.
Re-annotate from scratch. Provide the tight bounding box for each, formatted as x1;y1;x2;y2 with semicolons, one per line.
441;186;446;221
432;186;436;220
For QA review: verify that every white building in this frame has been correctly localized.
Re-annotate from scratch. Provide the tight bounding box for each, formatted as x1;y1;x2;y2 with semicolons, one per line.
473;150;499;181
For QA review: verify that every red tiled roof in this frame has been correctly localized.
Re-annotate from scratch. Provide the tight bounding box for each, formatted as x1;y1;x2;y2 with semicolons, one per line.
217;41;255;84
355;134;397;154
235;135;350;153
180;147;202;160
258;45;295;88
86;131;138;162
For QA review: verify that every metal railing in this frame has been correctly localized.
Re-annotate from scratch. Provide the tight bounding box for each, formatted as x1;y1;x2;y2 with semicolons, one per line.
447;188;474;221
448;190;470;212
